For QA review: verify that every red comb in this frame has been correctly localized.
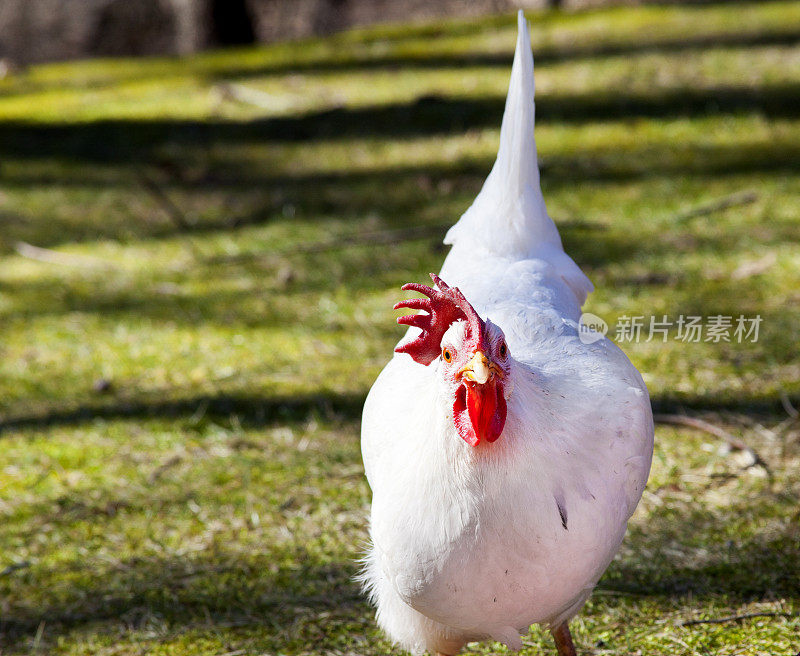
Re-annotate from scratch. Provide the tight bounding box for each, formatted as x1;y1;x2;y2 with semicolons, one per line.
394;273;485;366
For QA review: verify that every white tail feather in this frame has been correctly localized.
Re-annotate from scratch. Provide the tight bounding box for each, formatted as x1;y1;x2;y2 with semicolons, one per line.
444;11;593;304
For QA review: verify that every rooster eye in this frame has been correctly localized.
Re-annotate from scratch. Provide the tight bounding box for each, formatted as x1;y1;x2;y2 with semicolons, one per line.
499;342;507;357
442;348;452;363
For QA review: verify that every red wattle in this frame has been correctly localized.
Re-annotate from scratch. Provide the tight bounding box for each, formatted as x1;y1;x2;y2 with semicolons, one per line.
453;381;507;446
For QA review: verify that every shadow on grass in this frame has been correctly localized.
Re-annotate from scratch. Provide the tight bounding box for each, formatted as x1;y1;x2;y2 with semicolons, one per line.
0;547;370;649
0;387;797;439
2;83;799;165
7;136;800;191
1;135;798;255
213;28;800;80
2;192;797;331
0;391;366;437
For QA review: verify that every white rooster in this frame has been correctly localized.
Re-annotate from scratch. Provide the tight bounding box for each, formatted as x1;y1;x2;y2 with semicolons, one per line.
360;12;654;656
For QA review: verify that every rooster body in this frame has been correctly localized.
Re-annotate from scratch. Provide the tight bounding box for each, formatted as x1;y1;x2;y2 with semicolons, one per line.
361;13;653;655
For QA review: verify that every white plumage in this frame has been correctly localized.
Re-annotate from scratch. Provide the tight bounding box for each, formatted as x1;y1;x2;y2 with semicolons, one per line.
360;12;654;655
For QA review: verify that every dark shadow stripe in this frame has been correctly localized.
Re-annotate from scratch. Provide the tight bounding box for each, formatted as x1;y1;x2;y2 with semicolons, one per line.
1;82;799;165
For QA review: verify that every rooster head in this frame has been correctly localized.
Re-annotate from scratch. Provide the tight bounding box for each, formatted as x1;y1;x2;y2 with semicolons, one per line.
394;274;510;446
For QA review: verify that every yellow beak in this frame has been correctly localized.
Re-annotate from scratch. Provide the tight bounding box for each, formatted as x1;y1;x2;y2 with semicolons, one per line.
460;350;492;385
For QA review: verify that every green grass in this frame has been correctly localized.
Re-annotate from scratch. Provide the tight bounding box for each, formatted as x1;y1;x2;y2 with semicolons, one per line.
1;1;799;654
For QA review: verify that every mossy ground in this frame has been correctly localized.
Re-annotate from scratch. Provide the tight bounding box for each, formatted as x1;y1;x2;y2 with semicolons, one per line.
0;1;798;654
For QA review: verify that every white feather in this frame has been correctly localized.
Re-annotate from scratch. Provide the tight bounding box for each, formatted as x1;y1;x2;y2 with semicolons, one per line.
361;12;653;655
443;11;593;306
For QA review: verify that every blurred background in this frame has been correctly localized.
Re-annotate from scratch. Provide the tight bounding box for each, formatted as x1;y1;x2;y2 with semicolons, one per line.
2;0;583;65
0;0;798;654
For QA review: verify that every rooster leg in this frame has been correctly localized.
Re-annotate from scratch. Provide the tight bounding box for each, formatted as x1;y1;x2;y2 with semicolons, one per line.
551;622;577;656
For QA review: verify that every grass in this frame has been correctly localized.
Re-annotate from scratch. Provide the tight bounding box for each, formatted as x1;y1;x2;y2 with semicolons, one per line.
0;1;799;654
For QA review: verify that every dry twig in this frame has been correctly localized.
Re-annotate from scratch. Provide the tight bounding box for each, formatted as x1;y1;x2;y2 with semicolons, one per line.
731;252;776;280
1;561;31;576
14;242;114;269
678;611;794;627
780;390;799;419
217;82;288;110
674;190;758;223
136;169;203;257
136;170;192;231
148;454;183;483
654;413;771;477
